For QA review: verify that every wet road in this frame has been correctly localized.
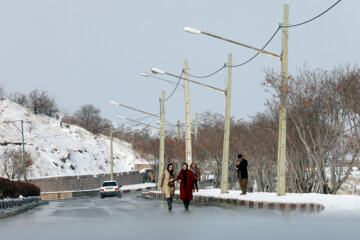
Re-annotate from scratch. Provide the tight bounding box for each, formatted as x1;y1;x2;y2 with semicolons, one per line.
0;193;358;240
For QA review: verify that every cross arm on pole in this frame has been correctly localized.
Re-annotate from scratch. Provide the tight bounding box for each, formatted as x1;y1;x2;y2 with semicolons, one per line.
184;27;281;60
110;101;160;119
151;68;226;94
118;115;160;130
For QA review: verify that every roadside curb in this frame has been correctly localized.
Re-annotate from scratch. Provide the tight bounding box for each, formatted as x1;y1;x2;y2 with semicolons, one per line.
142;191;325;213
122;186;156;194
0;197;48;219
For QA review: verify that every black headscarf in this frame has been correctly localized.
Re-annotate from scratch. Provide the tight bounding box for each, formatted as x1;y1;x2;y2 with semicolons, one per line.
181;163;188;190
167;163;174;177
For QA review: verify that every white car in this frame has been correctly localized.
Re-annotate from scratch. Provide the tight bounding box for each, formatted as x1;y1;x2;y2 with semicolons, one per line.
100;181;122;198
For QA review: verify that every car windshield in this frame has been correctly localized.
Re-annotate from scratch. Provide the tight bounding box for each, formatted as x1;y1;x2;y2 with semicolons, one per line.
102;182;117;187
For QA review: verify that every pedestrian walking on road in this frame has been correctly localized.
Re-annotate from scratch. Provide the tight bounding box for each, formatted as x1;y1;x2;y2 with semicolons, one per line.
177;163;195;211
190;163;200;192
236;154;248;195
161;163;176;211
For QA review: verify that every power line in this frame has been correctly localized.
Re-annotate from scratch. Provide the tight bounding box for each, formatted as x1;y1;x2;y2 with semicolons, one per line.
284;0;342;28
231;26;281;67
187;64;227;79
164;70;184;102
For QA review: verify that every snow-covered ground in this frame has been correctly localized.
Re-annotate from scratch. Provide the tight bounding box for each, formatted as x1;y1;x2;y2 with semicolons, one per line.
190;189;360;216
0;99;148;178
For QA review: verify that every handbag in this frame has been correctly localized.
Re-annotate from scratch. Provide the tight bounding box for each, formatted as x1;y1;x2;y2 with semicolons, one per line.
168;176;175;187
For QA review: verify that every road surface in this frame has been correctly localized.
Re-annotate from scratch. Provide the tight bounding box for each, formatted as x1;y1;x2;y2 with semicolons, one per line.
0;193;358;240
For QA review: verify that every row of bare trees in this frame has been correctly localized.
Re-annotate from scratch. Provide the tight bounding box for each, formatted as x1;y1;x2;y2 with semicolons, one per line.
11;89;59;117
115;65;359;194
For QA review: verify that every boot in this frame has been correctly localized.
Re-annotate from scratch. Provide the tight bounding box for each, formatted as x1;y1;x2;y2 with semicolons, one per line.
166;198;172;211
184;200;190;211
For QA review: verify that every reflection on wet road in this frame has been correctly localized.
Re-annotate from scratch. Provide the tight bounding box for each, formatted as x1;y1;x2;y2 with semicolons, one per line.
0;193;358;240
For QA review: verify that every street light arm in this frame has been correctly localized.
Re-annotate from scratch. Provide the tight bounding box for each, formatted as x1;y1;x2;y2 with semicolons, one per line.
140;72;184;88
118;115;160;130
191;30;281;60
158;71;226;94
110;101;160;119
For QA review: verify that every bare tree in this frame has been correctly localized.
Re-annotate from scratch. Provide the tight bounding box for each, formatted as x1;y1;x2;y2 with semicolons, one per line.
10;92;27;106
0;85;4;100
73;104;106;134
27;89;59;117
1;149;32;180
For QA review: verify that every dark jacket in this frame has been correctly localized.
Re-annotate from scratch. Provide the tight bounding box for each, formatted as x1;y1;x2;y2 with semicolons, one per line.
236;159;248;179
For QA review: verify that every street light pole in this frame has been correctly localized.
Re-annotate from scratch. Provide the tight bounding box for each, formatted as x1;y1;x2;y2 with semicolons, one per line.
277;4;289;196
158;91;166;191
110;121;113;181
221;53;232;194
184;60;192;166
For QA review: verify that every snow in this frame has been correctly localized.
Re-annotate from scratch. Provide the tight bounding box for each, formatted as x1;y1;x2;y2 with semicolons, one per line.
0;99;149;178
122;182;156;190
187;189;360;216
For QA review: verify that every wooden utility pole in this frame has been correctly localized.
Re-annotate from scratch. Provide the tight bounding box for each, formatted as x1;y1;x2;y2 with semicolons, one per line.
221;53;232;194
110;121;113;181
277;4;289;196
177;120;181;139
21;120;26;181
157;91;166;191
184;60;192;165
194;113;198;141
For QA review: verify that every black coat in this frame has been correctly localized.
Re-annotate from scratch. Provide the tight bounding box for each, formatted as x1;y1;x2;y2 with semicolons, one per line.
236;159;248;179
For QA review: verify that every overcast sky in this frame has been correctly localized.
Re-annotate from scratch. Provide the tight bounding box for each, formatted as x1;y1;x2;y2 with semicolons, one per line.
0;0;358;130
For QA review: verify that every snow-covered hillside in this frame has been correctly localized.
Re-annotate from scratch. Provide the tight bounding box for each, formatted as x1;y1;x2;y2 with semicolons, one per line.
0;98;148;178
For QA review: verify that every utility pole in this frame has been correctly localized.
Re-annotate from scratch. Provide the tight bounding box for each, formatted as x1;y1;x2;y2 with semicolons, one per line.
21;120;26;181
221;53;232;194
110;121;113;181
177;120;181;174
194;113;198;141
184;59;192;166
277;4;289;196
177;120;181;139
157;91;166;191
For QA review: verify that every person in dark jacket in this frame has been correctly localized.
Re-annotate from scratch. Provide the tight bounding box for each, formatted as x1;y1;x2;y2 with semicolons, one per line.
190;163;200;192
177;163;195;211
236;154;248;195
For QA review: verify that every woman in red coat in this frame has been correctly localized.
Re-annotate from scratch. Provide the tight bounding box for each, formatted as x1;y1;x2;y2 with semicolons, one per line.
177;163;195;211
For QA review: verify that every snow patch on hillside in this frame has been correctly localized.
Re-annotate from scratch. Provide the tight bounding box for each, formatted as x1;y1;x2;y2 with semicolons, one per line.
0;99;149;178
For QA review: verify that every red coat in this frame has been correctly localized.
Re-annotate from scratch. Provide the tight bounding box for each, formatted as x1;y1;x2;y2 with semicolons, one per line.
177;170;195;200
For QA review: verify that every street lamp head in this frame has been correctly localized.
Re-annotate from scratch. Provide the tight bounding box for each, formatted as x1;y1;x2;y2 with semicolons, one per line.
184;27;202;34
151;68;165;75
110;100;118;105
140;72;151;77
118;115;126;120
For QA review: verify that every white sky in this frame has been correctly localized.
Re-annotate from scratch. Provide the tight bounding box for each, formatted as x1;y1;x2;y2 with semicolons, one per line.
0;0;358;129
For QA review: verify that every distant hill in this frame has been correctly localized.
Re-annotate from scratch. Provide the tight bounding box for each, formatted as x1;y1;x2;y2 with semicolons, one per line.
0;98;148;178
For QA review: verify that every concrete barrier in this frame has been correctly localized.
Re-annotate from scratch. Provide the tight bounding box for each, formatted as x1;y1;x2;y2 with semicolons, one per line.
0;197;40;210
141;191;325;213
28;170;152;193
41;185;157;200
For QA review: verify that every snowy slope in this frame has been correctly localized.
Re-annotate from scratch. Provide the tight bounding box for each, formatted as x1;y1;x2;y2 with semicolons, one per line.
0;98;149;178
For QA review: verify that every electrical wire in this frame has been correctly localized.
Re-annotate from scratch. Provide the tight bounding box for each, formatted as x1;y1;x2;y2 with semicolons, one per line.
284;0;342;28
163;70;184;102
230;25;281;67
186;64;227;79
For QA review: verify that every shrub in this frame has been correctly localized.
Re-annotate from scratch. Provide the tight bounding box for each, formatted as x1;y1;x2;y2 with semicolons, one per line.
0;177;40;198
